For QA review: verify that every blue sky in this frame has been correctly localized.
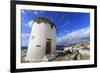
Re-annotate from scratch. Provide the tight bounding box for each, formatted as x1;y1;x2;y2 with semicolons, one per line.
21;9;90;47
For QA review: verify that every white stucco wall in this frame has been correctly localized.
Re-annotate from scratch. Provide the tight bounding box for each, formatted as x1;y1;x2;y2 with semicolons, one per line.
26;22;56;62
45;24;56;54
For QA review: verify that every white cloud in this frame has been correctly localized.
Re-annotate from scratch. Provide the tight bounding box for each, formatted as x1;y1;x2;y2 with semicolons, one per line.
33;11;38;15
25;20;33;28
22;10;27;15
21;33;30;47
57;27;90;46
22;33;30;39
63;29;71;33
66;27;90;39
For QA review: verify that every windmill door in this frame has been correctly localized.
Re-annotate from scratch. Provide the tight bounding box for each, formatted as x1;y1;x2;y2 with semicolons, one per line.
46;40;51;54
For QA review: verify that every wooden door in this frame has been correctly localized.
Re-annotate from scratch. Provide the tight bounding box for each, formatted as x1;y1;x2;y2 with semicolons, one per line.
46;41;51;54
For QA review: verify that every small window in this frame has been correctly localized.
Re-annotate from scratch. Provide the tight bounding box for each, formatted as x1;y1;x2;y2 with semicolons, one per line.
51;25;53;29
32;36;35;39
36;45;41;47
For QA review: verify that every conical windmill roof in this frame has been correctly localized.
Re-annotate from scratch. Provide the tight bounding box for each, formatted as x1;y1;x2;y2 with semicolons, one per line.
34;16;56;29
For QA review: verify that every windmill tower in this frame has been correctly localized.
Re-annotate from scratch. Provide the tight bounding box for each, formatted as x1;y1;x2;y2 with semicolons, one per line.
26;17;56;62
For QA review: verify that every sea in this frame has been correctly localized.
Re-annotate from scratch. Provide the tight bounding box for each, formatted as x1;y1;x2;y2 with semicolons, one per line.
21;46;65;51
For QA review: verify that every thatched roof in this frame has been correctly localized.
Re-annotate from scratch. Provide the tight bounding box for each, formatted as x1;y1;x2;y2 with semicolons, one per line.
34;17;56;29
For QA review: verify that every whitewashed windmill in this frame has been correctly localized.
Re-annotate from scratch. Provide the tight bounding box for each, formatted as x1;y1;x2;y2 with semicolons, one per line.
26;17;57;62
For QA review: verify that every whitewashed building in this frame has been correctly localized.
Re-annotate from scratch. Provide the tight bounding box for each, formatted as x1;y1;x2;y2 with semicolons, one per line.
26;17;56;62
